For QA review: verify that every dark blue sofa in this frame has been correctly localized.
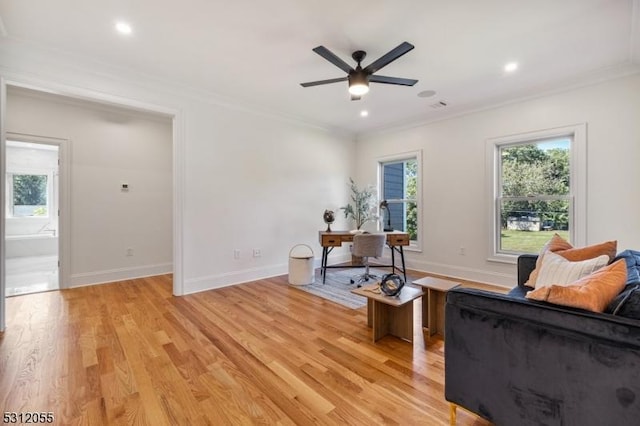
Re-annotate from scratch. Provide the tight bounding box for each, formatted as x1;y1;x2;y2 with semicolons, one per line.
444;253;640;426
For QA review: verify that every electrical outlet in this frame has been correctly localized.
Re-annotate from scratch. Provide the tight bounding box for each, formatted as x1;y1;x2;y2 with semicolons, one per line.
234;249;241;259
459;246;466;256
126;248;134;256
253;248;261;258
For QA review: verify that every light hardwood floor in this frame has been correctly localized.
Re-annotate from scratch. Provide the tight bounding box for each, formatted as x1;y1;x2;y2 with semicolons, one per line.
0;273;496;425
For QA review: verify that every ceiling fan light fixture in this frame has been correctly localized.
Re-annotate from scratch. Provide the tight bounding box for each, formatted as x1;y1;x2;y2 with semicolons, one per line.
349;83;369;96
300;42;416;100
348;72;370;96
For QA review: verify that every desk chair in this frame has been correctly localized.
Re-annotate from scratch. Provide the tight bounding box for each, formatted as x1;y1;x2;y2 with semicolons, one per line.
350;233;386;286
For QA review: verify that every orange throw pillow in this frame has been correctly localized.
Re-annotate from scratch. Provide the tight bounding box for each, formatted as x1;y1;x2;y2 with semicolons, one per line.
526;234;617;288
525;259;627;312
546;233;574;252
556;240;617;263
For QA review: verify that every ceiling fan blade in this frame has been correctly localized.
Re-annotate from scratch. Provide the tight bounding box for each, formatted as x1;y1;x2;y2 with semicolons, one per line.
350;95;361;101
312;46;354;74
363;42;415;74
369;75;418;86
300;76;348;87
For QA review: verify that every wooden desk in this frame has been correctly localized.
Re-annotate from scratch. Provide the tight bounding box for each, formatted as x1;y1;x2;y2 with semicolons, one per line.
319;231;409;284
351;285;424;342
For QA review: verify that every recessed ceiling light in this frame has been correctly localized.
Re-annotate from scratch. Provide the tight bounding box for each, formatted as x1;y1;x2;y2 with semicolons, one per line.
417;90;437;98
504;62;519;73
115;21;133;35
360;110;369;117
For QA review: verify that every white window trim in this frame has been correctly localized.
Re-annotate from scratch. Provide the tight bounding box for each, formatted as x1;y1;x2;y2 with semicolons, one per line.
377;149;423;252
485;124;586;263
6;167;55;219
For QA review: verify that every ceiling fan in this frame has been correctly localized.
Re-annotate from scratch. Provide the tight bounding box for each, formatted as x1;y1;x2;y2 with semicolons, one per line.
300;41;418;100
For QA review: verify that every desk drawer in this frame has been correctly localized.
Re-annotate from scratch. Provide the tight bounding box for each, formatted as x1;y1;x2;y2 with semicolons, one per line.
387;234;410;246
321;235;343;246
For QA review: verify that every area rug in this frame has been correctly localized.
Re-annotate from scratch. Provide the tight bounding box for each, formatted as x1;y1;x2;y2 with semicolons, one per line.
293;267;394;309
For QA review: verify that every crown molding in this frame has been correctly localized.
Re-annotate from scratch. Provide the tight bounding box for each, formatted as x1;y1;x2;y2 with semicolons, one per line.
356;61;640;140
0;37;355;140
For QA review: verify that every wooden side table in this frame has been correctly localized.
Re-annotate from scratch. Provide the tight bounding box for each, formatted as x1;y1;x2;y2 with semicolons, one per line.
351;285;424;342
413;277;460;338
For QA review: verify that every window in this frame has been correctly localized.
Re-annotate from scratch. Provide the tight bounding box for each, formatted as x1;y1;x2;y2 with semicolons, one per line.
487;125;586;260
379;153;421;248
6;173;50;217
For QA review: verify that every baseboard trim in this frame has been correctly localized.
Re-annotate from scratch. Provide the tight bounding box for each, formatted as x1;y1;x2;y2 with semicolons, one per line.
183;254;353;295
68;263;173;288
399;257;515;289
179;254;515;296
184;263;288;294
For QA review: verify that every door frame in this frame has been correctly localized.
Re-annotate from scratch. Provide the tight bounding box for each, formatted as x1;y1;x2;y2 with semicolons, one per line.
0;77;185;332
1;77;6;331
6;133;70;292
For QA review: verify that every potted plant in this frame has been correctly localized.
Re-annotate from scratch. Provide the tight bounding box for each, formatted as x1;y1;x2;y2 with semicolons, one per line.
340;178;378;231
340;178;378;265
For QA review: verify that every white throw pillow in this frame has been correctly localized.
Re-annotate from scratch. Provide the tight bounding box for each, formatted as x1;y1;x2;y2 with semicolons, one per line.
535;251;609;288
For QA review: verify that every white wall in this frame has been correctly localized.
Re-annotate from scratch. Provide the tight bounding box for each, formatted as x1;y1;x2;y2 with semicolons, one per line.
7;88;174;286
0;40;356;294
11;40;638;295
181;100;355;293
355;74;640;287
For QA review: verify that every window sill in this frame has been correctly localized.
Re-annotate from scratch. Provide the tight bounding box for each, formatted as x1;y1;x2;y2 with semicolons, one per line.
487;253;518;265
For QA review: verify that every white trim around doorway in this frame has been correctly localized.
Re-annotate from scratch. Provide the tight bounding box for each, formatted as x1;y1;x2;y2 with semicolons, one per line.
0;75;185;332
6;132;70;291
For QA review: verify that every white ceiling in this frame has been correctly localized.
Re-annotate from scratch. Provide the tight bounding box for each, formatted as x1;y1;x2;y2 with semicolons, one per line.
1;0;639;135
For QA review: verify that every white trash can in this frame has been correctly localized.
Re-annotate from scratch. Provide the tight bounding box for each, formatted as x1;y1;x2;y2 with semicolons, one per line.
288;244;314;286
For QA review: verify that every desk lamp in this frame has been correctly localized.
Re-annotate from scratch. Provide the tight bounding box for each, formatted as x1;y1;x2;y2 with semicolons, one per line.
379;200;393;232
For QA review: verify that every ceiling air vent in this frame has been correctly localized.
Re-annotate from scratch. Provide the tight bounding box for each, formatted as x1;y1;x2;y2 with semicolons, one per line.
430;100;448;109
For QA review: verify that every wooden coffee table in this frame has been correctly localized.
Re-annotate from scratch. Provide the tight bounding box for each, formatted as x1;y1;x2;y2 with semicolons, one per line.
413;276;460;338
351;285;424;343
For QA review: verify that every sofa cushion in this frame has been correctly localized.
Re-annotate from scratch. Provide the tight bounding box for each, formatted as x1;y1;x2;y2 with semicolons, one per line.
607;284;640;316
525;259;627;312
535;252;609;288
526;234;617;288
612;286;640;320
507;285;531;299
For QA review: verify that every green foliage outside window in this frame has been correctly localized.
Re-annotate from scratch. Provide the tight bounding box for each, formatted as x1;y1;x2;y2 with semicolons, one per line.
12;174;48;216
501;144;570;231
405;160;418;240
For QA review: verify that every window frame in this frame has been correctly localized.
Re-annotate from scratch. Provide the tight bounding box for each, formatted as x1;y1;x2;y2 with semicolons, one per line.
5;167;54;219
486;124;586;263
378;150;423;251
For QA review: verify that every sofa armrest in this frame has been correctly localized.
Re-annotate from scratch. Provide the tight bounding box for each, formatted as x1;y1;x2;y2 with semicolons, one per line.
517;254;538;287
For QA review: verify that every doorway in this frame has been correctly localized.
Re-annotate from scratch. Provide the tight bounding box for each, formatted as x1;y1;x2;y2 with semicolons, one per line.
0;80;183;333
4;139;60;296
